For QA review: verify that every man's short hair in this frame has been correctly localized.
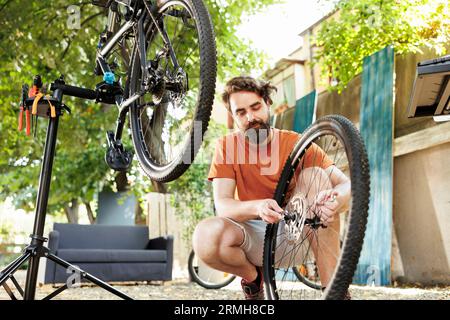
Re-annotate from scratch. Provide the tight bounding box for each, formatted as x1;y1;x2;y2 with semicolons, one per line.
222;76;277;111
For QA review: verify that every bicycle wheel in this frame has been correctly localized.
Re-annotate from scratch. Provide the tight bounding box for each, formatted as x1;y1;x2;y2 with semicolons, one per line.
129;0;216;182
263;115;370;300
188;250;236;289
292;258;321;290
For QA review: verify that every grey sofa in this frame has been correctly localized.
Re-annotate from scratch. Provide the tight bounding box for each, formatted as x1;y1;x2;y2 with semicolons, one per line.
44;223;173;284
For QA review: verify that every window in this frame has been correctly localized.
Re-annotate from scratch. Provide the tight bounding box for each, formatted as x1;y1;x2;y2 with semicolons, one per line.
273;75;296;109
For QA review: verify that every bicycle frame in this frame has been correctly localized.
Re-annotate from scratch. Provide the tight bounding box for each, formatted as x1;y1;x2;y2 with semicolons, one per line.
95;0;177;142
95;1;144;142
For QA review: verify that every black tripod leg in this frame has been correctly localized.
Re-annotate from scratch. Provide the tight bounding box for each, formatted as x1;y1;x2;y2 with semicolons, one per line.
2;282;18;300
47;254;133;300
10;275;24;297
0;251;31;285
42;283;68;300
23;254;41;300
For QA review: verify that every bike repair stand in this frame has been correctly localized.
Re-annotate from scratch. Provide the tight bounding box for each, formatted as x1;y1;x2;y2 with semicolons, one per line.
0;75;132;300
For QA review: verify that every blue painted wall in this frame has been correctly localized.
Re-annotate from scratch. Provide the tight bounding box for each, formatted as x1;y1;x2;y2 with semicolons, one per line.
293;90;316;133
354;46;394;286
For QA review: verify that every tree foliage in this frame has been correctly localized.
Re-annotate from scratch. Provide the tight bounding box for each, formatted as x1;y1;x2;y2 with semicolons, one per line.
167;121;228;245
314;0;450;92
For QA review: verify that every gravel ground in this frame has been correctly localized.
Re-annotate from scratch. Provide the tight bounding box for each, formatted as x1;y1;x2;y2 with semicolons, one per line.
1;271;449;300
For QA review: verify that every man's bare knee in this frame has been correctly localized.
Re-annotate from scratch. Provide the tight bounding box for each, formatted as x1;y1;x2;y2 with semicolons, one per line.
192;217;229;262
192;217;244;264
298;167;330;182
193;217;223;254
297;167;332;194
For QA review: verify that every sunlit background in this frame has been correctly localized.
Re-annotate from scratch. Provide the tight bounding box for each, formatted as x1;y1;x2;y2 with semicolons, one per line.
237;0;336;64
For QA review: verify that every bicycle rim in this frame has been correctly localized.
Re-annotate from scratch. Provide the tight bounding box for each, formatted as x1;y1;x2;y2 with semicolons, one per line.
292;261;322;290
188;250;236;289
129;0;216;182
263;115;370;300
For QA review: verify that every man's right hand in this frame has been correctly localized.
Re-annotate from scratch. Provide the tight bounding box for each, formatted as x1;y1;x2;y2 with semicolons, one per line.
256;199;284;224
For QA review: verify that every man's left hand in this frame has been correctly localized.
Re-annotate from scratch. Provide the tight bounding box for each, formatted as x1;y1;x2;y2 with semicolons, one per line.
314;189;340;226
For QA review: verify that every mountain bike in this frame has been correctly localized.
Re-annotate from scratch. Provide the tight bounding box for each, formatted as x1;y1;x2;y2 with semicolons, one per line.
188;249;236;289
1;0;216;300
263;115;370;300
97;0;217;182
21;0;217;182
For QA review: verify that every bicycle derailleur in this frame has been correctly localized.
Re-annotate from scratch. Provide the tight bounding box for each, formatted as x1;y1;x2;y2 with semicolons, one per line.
105;131;133;172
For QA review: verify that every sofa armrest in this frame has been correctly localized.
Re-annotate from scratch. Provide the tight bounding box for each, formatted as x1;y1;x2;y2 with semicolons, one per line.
48;230;60;253
44;230;60;284
146;235;174;280
165;235;174;280
146;235;173;250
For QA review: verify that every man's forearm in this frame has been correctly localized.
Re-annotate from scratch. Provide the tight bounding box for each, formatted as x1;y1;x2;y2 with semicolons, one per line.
215;198;262;222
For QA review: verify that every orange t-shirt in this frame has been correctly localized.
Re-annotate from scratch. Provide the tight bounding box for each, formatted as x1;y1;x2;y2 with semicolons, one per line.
207;128;334;201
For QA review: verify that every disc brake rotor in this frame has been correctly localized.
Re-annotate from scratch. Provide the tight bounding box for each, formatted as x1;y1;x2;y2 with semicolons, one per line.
284;193;308;244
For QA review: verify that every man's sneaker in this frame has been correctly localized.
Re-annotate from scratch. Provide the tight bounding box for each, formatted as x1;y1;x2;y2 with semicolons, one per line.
241;267;264;300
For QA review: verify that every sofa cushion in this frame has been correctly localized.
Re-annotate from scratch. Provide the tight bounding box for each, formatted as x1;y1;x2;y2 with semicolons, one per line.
50;262;170;283
53;223;150;250
56;249;167;263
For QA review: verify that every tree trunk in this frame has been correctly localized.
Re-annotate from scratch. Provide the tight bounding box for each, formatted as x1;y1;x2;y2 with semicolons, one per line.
151;180;167;194
84;201;96;224
115;171;129;192
64;199;79;224
134;200;146;225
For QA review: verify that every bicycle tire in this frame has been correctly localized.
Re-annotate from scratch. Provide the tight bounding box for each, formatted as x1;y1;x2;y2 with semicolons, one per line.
129;0;216;182
263;115;370;300
188;250;236;289
292;265;322;290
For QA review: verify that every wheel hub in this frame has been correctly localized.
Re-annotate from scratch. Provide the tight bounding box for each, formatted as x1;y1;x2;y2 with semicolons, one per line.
284;193;308;244
167;68;188;104
143;66;187;105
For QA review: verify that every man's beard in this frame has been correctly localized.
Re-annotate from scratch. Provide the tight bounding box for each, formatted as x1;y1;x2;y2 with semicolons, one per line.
244;119;271;145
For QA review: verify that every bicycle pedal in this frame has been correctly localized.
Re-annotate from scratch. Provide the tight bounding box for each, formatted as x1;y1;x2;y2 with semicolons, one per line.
105;131;133;171
105;147;133;172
